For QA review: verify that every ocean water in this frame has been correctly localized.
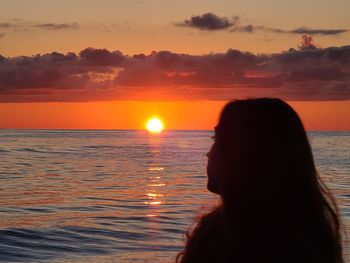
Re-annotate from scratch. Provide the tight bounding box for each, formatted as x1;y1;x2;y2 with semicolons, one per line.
0;130;349;262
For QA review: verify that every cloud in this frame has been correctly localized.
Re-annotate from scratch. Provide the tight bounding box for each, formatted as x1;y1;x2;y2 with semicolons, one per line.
232;24;349;36
0;23;16;29
35;23;79;30
0;19;79;31
79;48;124;66
289;27;348;35
0;45;349;102
230;24;265;33
175;13;237;31
0;33;5;38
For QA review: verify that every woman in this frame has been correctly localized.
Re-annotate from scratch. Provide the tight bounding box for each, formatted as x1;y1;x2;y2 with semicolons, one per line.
177;98;344;263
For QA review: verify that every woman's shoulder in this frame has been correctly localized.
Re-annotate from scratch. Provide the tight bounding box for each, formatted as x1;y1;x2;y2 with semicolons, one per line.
240;227;326;263
179;207;229;262
218;223;325;263
182;209;326;263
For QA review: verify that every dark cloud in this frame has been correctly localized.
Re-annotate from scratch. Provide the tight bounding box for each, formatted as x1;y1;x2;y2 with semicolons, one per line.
289;27;348;35
176;13;237;31
0;46;350;102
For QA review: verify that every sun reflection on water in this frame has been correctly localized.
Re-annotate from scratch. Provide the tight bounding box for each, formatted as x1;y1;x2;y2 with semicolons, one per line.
145;135;165;217
147;167;164;171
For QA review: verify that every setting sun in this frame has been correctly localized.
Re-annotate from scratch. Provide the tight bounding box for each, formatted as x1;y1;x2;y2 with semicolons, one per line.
146;117;164;133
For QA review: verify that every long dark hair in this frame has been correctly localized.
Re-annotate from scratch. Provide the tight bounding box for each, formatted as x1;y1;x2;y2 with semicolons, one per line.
177;98;343;263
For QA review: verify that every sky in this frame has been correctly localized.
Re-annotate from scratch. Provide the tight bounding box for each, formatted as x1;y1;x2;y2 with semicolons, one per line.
0;0;349;130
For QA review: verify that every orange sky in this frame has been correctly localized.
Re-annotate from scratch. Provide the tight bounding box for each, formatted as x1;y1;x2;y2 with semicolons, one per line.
0;100;349;130
0;1;349;131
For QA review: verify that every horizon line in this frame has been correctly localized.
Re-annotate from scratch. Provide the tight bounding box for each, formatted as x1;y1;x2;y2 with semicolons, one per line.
0;128;349;132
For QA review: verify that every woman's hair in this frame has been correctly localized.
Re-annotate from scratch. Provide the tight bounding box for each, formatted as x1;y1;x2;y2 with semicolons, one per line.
177;98;343;263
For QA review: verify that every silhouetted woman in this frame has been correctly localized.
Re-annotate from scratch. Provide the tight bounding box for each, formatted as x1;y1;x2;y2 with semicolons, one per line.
177;98;344;263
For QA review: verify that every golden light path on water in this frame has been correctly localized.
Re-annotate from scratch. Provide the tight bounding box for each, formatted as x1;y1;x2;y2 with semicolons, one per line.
145;134;165;217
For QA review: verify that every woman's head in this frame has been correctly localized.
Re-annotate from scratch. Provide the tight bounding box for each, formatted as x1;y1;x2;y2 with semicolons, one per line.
206;98;343;260
208;98;315;200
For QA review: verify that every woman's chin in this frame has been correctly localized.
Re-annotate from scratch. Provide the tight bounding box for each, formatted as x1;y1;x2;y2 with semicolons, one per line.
207;181;221;195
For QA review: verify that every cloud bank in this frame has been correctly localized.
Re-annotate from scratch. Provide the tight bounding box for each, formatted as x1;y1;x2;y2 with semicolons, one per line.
0;45;349;102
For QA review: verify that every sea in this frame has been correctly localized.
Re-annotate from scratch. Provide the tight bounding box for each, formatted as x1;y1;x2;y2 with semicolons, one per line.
0;130;349;262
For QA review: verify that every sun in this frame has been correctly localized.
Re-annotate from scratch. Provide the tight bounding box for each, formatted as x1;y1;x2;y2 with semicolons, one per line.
146;117;164;133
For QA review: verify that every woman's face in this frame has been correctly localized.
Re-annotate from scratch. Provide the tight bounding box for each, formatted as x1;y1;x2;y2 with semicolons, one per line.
206;139;229;195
